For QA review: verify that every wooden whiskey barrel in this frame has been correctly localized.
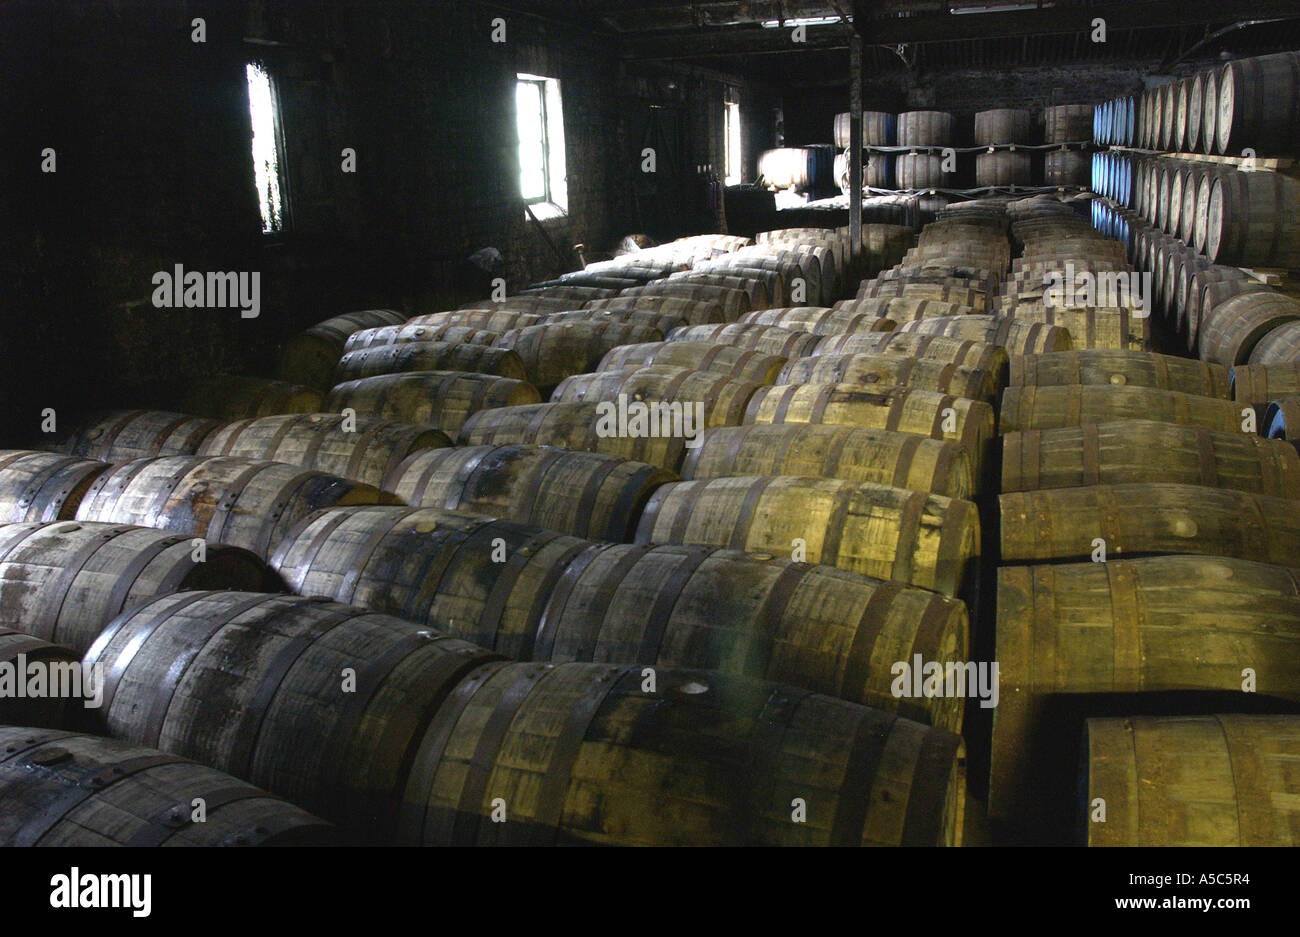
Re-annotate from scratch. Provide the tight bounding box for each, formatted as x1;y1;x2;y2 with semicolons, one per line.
1043;104;1093;144
1084;714;1300;846
278;309;407;391
622;282;752;321
398;662;967;846
493;322;664;391
668;324;823;359
541;307;685;338
739;306;893;336
597;342;786;385
324;372;540;437
778;353;998;404
975;151;1032;187
0;630;83;729
854;282;990;313
0;520;279;654
813;333;1010;383
635;476;981;597
409;309;543;333
458;403;686;471
551;366;761;429
1190;275;1273;354
333;342;528;383
1002;421;1300;497
583;296;726;327
1010;351;1230;398
1214;51;1300;156
1199;292;1300;367
0;452;109;524
896;154;949;190
74;456;389;559
184;376;323;421
666;273;771;311
974;109;1032;145
379;445;674;542
1232;363;1300;405
343;323;500;352
49;410;221;463
1248;321;1300;366
897;110;955;146
1000;385;1247;433
0;728;335;845
81;591;498;843
1205;172;1300;268
1265;396;1300;440
680;424;974;499
991;557;1300;826
744;384;996;483
196;413;451;488
1000;482;1300;564
1002;306;1149;351
836;297;973;323
898;316;1074;354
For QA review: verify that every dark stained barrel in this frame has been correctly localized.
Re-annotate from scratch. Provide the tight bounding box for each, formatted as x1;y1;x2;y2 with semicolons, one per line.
0;520;279;654
0;452;110;524
278;310;408;391
81;591;498;843
74;456;390;559
398;662;967;846
380;445;675;542
49;410;222;462
324;372;541;437
196;413;451;488
0;728;335;845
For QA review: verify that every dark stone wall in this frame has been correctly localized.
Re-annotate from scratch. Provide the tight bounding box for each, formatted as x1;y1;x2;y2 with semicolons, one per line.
1;0;770;445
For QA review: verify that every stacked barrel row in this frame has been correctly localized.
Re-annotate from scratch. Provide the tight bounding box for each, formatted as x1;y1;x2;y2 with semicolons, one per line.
996;340;1300;845
999;196;1150;352
0;233;975;845
1132;52;1300;157
833;105;1093;195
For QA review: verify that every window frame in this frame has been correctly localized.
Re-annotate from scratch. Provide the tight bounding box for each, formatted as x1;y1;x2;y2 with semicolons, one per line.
516;72;567;217
724;98;742;186
516;76;552;206
245;59;292;235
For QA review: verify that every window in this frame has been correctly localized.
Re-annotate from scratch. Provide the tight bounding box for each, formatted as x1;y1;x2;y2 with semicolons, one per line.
246;62;288;233
724;100;742;186
516;73;567;213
